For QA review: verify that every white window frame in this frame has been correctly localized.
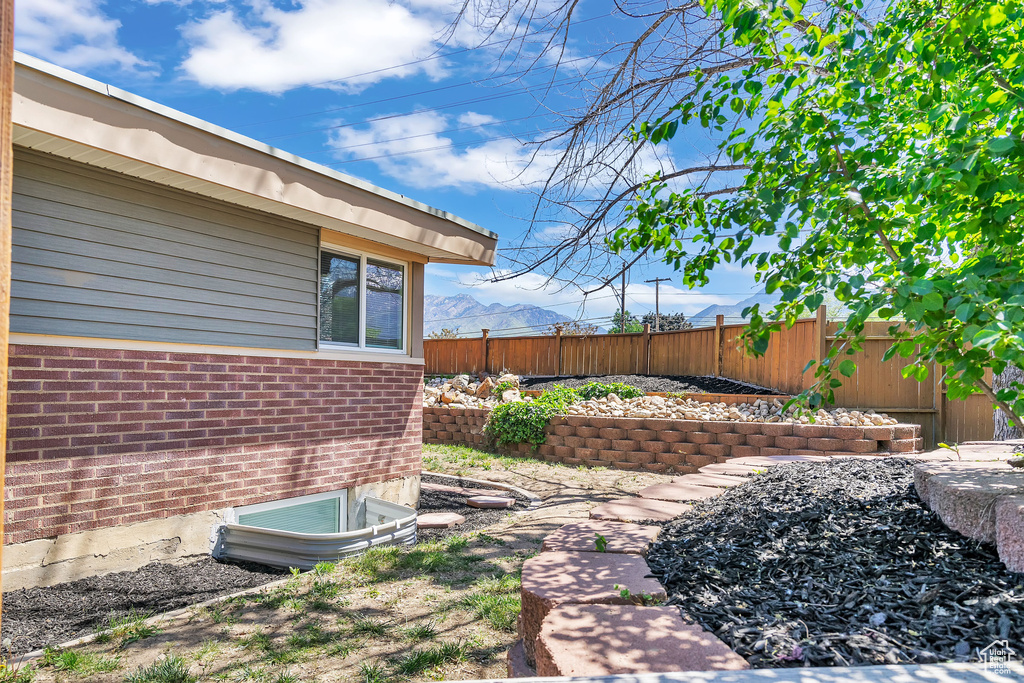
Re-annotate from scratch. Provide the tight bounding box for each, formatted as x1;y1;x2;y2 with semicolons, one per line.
318;242;408;355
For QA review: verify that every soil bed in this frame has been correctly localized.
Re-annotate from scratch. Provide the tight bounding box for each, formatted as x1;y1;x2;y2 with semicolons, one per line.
419;473;529;541
2;558;285;654
521;373;782;395
647;458;1024;668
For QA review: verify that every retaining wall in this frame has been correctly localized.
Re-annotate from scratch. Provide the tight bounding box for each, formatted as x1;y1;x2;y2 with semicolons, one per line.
423;405;923;473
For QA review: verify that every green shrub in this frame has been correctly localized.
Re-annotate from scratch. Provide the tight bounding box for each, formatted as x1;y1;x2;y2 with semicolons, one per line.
486;385;579;446
577;382;644;400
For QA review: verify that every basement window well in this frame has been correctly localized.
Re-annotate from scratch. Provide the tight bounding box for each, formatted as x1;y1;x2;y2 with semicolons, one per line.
215;490;417;570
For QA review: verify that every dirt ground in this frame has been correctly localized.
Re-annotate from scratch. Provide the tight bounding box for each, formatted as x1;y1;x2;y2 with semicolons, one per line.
24;444;672;683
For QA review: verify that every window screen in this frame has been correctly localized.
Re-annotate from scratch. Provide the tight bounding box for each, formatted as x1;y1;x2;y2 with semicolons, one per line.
320;251;360;345
365;260;404;350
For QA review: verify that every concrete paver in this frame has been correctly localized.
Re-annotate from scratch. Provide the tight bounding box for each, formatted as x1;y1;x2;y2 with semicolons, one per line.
541;520;661;555
589;498;692;523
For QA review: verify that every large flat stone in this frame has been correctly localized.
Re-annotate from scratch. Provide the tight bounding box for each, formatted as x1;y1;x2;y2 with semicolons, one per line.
674;473;748;488
421;481;506;497
697;463;760;476
417;512;465;529
914;461;1011;504
534;604;749;677
590;498;692;523
638;482;723;502
918;464;1024;543
466;495;516;509
519;551;666;666
541;520;661;555
727;455;828;466
996;495;1024;573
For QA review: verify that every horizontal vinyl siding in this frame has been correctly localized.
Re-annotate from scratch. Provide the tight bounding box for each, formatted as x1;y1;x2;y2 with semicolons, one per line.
11;149;319;350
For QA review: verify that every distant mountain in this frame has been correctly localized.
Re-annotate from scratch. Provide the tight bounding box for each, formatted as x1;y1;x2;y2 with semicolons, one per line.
424;294;604;338
689;291;784;328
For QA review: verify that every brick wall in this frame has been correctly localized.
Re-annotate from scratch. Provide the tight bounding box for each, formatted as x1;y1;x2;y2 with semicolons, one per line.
5;344;423;545
423;406;923;474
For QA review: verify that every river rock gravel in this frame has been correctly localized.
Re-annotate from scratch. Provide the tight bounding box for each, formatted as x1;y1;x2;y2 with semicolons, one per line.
646;458;1024;668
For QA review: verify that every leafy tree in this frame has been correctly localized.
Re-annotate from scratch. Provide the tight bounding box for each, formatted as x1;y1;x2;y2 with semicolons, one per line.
641;311;693;331
547;320;599;336
427;327;460;340
609;309;644;334
610;0;1024;430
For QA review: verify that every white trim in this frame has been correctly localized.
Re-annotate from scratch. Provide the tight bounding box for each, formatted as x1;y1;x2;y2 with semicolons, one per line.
320;241;409;355
9;333;425;365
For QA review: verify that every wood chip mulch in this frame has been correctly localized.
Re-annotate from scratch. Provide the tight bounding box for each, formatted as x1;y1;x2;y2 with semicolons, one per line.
646;458;1024;667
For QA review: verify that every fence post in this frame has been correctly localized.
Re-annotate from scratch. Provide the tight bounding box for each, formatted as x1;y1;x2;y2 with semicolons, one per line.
642;323;651;375
555;327;563;376
715;315;724;377
481;329;490;375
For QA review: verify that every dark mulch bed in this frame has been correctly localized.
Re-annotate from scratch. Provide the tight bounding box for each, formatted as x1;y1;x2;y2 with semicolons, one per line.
647;458;1024;668
418;473;529;541
1;558;285;654
521;374;782;395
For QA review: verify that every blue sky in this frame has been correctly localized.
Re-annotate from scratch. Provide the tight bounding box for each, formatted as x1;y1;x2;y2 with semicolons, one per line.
14;0;765;333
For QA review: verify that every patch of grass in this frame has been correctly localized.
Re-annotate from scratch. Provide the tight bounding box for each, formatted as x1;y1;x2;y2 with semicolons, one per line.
359;661;388;683
393;641;468;676
472;533;507;546
41;648;120;675
402;622;438;641
460;592;521;632
0;662;34;683
422;444;539;473
473;572;521;594
192;640;223;662
124;655;197;683
285;622;338;649
349;618;389;637
94;610;158;645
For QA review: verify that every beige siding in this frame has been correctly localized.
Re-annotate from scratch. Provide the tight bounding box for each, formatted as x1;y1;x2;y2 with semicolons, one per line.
11;148;318;350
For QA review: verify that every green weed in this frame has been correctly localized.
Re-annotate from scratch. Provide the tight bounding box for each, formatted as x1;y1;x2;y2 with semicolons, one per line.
402;622;438;641
459;593;520;632
124;655;197;683
393;641;468;676
0;663;33;683
41;648;120;675
94;610;158;645
349;618;389;637
359;661;388;683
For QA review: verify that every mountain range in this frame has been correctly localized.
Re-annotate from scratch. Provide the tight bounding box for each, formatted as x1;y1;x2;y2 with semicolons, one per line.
424;294;586;338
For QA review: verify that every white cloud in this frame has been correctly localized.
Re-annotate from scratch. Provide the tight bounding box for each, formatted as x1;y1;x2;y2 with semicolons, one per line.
179;0;453;93
15;0;149;71
329;110;555;190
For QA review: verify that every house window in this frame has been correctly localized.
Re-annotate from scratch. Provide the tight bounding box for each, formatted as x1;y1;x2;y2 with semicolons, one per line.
319;247;406;352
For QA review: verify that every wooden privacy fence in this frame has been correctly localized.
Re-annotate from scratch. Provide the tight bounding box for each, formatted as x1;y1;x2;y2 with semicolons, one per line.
423;307;995;448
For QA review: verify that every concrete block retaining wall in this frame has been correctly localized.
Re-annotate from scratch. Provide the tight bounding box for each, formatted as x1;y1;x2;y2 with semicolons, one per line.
423;406;923;473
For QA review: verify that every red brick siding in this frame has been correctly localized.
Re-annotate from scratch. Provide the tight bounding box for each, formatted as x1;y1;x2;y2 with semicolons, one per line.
5;345;423;544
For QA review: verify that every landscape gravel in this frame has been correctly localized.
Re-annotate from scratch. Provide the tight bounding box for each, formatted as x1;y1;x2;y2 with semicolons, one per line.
1;558;285;654
647;458;1024;668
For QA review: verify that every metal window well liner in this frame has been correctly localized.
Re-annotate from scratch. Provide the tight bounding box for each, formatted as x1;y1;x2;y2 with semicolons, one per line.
215;496;417;570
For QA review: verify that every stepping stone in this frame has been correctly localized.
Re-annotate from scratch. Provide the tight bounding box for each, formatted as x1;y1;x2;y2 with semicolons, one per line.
519;551;667;666
534;604;749;676
727;455;828;466
589;498;692;523
541;520;661;555
638;482;723;503
674;473;747;488
914;463;1024;543
421;481;506;497
417;512;465;529
506;639;535;678
697;463;762;476
466;495;516;509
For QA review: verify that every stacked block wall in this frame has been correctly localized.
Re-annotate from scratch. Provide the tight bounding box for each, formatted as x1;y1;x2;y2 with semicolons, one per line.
423;406;923;474
5;344;424;545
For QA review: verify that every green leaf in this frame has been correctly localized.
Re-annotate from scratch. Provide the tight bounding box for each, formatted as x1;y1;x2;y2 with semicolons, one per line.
922;293;944;311
838;359;857;377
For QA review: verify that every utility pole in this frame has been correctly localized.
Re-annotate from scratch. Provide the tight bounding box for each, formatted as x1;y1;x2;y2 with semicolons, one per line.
645;277;671;332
